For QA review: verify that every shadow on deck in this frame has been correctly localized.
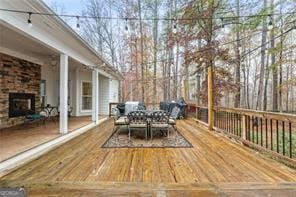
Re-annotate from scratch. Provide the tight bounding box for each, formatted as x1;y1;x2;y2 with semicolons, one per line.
1;118;296;196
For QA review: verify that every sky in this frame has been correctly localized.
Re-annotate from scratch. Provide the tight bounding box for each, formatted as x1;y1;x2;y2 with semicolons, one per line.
43;0;86;30
43;0;83;15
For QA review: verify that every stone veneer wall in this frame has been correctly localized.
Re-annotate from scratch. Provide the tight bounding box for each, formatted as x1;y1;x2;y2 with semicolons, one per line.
0;53;41;129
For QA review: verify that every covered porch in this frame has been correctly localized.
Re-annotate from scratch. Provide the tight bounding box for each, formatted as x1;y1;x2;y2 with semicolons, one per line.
0;0;121;165
1;119;296;195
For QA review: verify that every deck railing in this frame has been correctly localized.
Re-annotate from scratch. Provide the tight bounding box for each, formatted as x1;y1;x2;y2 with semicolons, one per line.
187;102;296;161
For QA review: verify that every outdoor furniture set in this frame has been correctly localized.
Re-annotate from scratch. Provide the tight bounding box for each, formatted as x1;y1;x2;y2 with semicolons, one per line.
112;102;180;141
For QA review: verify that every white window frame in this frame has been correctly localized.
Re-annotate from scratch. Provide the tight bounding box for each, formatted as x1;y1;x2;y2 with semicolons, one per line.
40;79;47;107
81;80;92;112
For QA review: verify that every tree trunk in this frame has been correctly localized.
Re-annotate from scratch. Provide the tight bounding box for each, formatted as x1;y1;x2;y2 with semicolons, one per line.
263;50;270;111
256;0;268;110
278;1;284;112
153;0;158;103
271;0;278;112
285;64;289;112
174;43;180;100
134;37;139;100
137;0;145;103
234;0;241;108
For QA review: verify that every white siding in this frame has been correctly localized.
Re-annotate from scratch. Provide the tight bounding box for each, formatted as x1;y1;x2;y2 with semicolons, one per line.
41;65;76;116
109;79;119;102
99;74;110;115
41;65;118;117
41;65;58;114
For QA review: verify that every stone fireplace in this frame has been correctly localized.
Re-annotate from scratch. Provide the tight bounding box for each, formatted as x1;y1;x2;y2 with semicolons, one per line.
0;53;41;129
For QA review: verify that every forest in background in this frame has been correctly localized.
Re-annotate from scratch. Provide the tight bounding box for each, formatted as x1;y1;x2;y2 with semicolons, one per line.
52;0;296;112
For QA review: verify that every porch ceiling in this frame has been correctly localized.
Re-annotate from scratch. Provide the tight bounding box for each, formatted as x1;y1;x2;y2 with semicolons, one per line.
0;23;58;65
0;23;87;69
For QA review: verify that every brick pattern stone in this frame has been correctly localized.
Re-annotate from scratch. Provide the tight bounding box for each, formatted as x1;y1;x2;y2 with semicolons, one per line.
0;53;41;129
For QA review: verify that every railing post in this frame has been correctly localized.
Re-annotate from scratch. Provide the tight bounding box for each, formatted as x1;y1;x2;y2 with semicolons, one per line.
242;114;247;140
208;66;213;131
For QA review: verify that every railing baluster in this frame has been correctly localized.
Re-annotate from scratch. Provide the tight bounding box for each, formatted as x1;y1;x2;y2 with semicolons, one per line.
265;118;268;149
248;116;251;141
289;122;292;158
270;119;273;151
229;112;231;133
252;116;255;143
232;113;235;135
282;121;285;156
223;112;226;131
232;113;234;134
276;120;279;153
239;114;242;137
227;112;230;133
260;117;263;146
234;113;239;136
256;117;259;144
235;114;239;136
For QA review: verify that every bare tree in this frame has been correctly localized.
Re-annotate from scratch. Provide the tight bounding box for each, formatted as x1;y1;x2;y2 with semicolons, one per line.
256;0;268;110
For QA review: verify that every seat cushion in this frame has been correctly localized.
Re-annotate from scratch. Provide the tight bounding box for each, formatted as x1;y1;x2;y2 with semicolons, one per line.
129;123;147;128
151;123;169;128
115;117;128;125
169;118;176;125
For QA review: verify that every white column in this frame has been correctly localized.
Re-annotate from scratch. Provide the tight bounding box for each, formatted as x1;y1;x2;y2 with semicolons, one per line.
92;69;99;123
59;54;68;134
75;68;80;116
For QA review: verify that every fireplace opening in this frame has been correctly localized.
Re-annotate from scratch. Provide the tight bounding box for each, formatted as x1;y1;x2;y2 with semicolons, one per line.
9;93;35;118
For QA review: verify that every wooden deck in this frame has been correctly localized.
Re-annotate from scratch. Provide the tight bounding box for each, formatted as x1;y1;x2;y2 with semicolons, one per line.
1;118;296;196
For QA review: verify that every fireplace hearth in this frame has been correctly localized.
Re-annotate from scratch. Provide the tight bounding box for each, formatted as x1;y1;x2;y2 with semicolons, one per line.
9;93;35;118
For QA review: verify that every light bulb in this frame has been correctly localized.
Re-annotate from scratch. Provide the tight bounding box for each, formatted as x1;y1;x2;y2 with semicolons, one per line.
172;23;177;33
76;16;80;32
268;21;273;30
27;12;32;27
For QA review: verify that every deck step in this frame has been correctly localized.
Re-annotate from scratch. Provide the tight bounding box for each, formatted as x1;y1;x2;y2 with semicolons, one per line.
1;180;296;196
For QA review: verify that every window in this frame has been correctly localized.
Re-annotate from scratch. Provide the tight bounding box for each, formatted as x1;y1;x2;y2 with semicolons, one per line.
40;80;46;108
82;81;92;111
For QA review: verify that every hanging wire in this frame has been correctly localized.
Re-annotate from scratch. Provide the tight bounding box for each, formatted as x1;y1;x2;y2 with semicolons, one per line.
0;8;296;21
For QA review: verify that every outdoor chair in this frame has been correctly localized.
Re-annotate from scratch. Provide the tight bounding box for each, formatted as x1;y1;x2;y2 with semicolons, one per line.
57;105;73;118
169;106;180;132
127;111;148;141
150;111;170;140
111;107;128;133
24;109;48;126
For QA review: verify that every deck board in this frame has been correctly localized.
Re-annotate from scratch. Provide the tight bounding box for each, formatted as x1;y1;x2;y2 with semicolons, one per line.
1;118;296;195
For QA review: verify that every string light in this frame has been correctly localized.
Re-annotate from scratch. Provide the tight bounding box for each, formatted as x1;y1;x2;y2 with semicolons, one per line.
268;15;273;30
173;20;177;33
125;18;128;34
220;18;224;28
76;16;80;31
1;8;295;21
27;12;32;27
238;44;242;52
